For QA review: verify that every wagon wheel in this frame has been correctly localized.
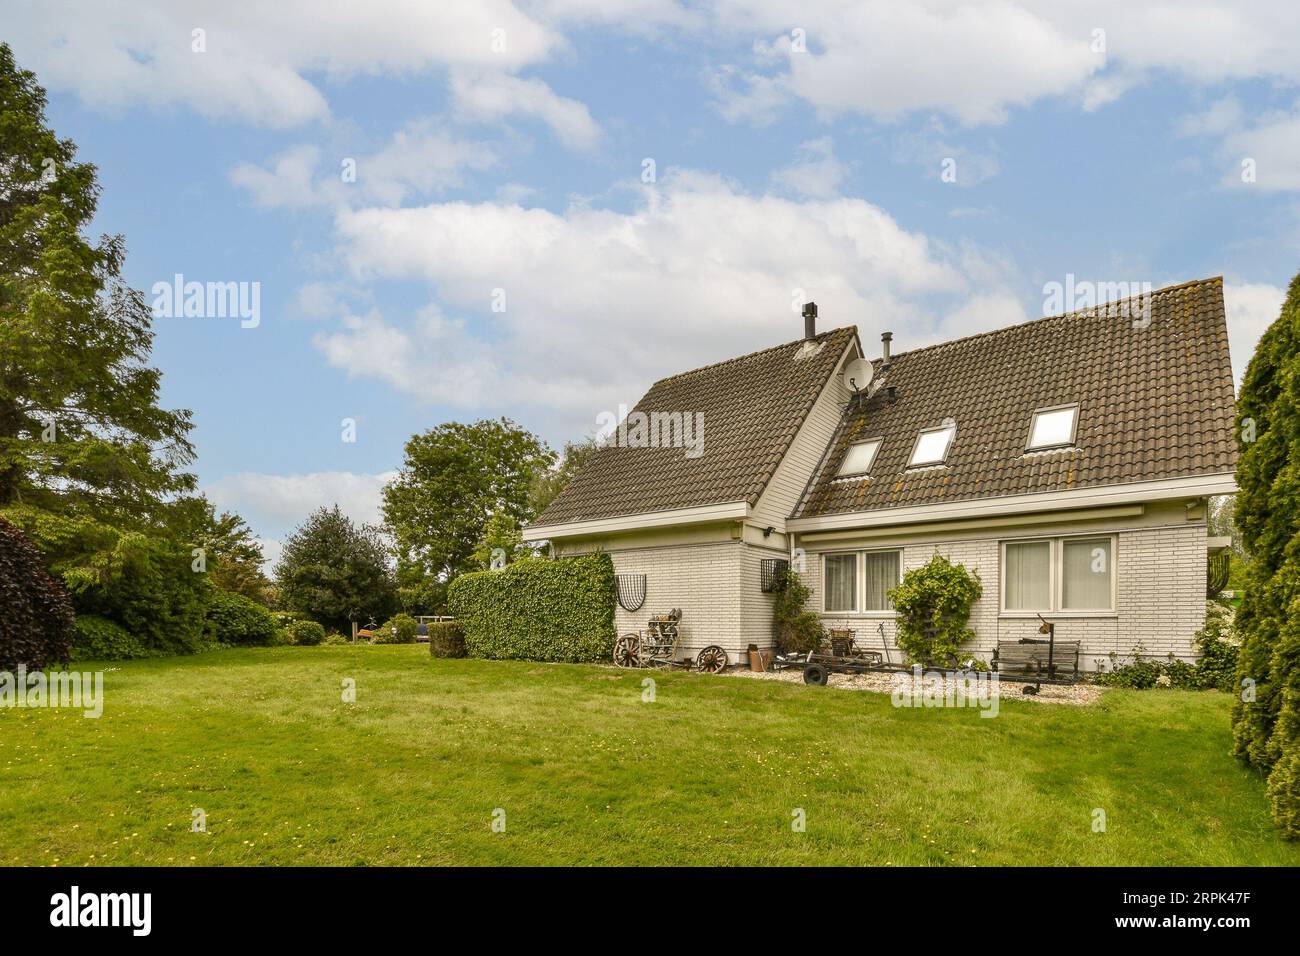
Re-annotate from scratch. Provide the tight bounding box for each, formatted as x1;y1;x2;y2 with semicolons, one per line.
613;634;641;668
695;645;728;674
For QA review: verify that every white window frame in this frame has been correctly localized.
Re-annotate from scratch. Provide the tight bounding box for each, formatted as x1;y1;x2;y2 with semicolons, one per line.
837;438;883;478
907;423;956;468
999;533;1117;616
1026;403;1079;451
821;548;902;615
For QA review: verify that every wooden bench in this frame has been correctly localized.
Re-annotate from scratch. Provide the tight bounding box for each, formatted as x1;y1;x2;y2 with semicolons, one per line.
992;638;1081;682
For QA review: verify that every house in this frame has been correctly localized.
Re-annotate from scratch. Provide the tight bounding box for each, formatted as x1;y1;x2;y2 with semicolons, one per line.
524;277;1238;670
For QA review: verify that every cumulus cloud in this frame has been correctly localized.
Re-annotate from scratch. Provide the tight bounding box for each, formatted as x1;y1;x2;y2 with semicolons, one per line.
449;70;601;151
230;122;499;209
3;0;558;126
706;1;1300;127
206;469;398;545
770;137;848;198
313;170;1025;431
1224;281;1286;387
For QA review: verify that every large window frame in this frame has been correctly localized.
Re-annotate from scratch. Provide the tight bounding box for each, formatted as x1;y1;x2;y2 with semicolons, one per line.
837;438;883;478
999;533;1117;616
821;549;902;615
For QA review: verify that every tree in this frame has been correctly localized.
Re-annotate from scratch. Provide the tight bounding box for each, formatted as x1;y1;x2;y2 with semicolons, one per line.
382;419;554;599
530;436;599;515
275;505;397;631
1232;268;1300;837
0;45;195;581
177;497;271;604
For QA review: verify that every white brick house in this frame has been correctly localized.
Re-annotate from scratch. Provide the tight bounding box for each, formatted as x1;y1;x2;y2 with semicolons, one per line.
525;278;1238;670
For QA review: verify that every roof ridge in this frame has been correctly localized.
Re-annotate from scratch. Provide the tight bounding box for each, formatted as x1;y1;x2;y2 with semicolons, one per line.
651;325;857;387
885;276;1223;364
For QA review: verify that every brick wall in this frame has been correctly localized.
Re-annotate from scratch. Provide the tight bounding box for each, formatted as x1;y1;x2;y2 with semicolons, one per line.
802;521;1207;671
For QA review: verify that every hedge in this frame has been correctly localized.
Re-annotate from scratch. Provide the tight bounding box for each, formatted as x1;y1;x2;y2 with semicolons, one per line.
206;590;278;646
429;621;466;658
448;554;615;662
290;620;326;646
72;614;149;661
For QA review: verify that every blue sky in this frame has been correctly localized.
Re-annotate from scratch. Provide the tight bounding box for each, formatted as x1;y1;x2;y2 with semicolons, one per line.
5;1;1299;564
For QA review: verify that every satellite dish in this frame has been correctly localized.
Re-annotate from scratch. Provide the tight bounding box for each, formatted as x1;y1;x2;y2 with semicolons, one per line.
842;357;874;394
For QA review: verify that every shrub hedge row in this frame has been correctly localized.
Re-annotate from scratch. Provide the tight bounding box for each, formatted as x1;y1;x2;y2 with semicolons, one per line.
448;554;615;662
72;614;149;661
428;621;466;658
205;590;278;646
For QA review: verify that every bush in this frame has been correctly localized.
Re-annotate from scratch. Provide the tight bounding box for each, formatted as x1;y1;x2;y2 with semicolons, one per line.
0;517;76;671
375;613;418;644
324;632;349;646
772;566;824;654
448;554;615;661
429;621;467;658
206;590;278;646
269;627;294;647
290;620;326;646
889;554;982;668
1094;606;1242;691
71;614;147;661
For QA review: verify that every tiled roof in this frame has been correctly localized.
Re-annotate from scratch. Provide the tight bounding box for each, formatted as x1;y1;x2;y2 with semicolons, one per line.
794;277;1237;519
530;327;858;527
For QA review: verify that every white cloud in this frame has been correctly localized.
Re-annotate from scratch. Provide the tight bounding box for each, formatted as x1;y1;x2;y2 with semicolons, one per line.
705;1;1300;127
1224;281;1286;387
449;71;601;151
3;0;559;126
206;470;398;541
318;169;1024;427
770;137;847;198
892;120;1001;185
230;122;499;209
230;145;323;208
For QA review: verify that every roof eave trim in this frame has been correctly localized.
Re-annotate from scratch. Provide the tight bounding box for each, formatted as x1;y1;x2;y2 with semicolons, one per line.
786;472;1238;533
523;501;751;541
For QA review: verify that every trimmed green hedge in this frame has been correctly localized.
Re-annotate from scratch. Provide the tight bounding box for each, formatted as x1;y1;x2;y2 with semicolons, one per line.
290;620;326;646
448;554;615;662
429;621;466;658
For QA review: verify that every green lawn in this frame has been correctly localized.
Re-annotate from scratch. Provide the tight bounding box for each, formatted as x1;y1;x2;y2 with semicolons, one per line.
1;646;1294;866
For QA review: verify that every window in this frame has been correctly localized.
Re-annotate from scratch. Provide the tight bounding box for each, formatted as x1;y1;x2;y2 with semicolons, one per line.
1027;404;1078;450
1062;537;1112;610
862;551;900;610
837;439;882;477
908;424;955;467
824;554;857;612
1002;536;1114;613
822;550;901;613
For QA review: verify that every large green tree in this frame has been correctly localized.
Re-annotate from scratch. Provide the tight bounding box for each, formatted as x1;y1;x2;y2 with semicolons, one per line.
275;505;397;631
382;419;554;611
1232;268;1300;837
0;43;195;589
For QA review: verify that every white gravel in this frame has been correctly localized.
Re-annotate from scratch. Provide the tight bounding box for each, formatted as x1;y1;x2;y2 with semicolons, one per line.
725;666;1102;706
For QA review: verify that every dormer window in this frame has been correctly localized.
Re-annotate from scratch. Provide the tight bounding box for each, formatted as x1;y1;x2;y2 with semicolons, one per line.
837;438;882;477
1027;404;1078;450
908;423;955;467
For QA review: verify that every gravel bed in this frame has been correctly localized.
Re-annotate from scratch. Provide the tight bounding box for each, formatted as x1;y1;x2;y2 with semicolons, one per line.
725;666;1102;706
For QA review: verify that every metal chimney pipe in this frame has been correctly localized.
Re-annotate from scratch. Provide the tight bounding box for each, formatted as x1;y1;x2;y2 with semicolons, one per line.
881;331;893;365
802;302;817;340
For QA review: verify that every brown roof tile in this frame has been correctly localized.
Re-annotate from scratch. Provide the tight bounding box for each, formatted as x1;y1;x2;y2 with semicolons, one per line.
531;327;858;527
794;277;1238;518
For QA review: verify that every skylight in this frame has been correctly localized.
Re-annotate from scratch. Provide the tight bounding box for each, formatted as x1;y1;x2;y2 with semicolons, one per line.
908;424;955;467
837;439;881;477
1027;405;1078;450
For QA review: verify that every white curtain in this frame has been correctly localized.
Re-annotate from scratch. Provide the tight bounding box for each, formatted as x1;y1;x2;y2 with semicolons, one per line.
863;551;899;610
824;554;856;611
1063;538;1112;609
1005;541;1051;610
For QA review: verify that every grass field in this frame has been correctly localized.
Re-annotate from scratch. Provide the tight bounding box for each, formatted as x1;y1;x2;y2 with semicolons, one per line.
1;646;1295;866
